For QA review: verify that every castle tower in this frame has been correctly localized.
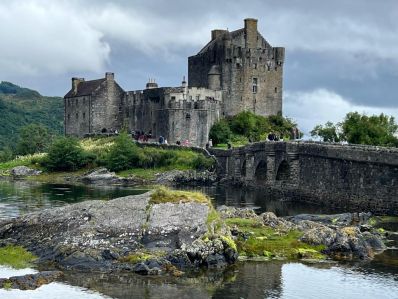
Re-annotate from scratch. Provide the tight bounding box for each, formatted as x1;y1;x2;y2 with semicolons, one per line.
188;18;284;117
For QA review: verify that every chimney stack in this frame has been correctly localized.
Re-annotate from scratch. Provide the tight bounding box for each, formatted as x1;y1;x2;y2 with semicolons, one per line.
72;77;84;94
244;18;258;49
105;72;114;81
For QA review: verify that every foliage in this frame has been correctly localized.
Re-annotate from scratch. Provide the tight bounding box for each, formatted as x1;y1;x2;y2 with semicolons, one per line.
41;137;93;171
225;218;325;260
311;112;398;147
0;153;45;176
209;111;299;145
150;186;211;205
105;132;142;172
0;82;63;151
209;119;233;145
16;124;53;155
0;245;37;269
311;121;340;142
0;147;13;163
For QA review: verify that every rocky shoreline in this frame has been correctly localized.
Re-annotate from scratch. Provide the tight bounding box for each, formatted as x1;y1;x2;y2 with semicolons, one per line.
0;190;389;290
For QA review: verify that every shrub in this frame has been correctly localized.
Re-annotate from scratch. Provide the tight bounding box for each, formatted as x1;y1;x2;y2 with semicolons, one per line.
209;119;232;145
41;137;90;171
0;147;13;162
16;124;52;155
191;154;215;170
105;132;142;171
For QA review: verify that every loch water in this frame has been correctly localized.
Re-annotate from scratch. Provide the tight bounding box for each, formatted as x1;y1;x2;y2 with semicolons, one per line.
0;179;397;299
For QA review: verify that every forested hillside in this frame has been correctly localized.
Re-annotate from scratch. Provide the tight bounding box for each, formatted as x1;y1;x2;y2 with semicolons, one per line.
0;81;63;150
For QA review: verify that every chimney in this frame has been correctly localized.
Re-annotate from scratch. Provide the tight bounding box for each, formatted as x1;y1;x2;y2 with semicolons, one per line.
72;77;84;94
106;72;114;81
211;29;228;40
244;18;258;49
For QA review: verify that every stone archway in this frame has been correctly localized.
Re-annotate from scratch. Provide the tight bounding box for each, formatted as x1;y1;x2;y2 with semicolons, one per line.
276;160;290;181
255;160;267;183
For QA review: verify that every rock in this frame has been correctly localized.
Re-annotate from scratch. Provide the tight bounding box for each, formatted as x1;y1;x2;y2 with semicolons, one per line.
0;271;63;290
0;191;238;273
260;212;296;231
80;168;121;184
206;253;227;269
286;212;372;227
155;170;217;185
10;166;42;177
217;205;258;219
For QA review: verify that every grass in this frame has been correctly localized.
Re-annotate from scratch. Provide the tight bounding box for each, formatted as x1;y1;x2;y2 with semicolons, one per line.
119;250;166;264
150;186;211;205
0;153;45;175
225;218;326;260
0;245;37;269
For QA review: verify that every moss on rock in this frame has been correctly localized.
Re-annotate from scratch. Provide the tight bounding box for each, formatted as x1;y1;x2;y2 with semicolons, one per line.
0;245;37;269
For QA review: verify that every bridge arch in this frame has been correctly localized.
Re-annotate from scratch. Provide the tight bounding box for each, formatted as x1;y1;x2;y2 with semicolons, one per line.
276;160;290;181
255;160;267;183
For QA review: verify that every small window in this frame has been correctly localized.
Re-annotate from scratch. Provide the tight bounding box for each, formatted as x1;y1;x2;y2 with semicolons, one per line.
252;78;258;94
186;113;191;120
83;112;86;119
189;96;193;100
275;87;278;93
67;114;70;121
275;66;278;71
171;96;176;100
75;113;78;119
196;95;200;101
194;102;199;109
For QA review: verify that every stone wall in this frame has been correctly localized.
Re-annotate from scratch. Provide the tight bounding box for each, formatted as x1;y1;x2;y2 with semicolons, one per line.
210;142;398;215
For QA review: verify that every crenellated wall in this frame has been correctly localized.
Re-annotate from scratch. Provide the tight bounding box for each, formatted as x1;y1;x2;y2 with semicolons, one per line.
210;142;398;215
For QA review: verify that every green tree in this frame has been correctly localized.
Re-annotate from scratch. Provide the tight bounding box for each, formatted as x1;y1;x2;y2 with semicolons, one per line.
341;112;398;146
310;121;340;142
42;137;93;171
0;147;13;162
209;119;233;145
268;114;298;139
229;111;269;141
106;132;141;171
16;124;52;155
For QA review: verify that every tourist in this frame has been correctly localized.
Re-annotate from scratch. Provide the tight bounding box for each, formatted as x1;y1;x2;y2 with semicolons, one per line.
164;139;168;145
159;136;164;144
176;140;181;145
208;139;213;147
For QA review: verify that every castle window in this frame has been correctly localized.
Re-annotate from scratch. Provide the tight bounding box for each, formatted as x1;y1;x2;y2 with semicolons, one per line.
196;95;200;101
275;87;278;93
253;63;257;69
75;113;78;119
83;112;86;119
252;78;258;94
194;102;199;109
275;66;278;71
171;96;176;100
67;114;70;121
186;113;191;120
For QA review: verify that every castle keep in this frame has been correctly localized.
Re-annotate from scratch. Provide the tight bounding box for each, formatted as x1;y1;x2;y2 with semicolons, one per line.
64;19;284;146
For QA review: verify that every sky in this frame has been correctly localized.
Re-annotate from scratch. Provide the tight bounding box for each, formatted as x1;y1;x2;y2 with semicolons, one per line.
1;0;397;134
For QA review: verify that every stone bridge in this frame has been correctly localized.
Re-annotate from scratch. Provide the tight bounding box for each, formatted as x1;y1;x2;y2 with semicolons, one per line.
210;142;398;215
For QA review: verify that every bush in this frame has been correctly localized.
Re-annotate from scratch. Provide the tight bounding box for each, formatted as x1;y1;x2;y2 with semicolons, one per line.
105;132;142;171
41;137;91;171
209;119;232;145
16;124;52;155
191;155;215;171
0;147;13;162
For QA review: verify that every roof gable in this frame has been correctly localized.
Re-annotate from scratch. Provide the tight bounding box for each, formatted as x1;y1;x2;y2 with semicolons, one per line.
64;78;106;98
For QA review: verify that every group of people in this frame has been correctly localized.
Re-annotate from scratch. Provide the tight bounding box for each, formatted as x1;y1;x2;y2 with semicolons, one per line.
132;130;152;142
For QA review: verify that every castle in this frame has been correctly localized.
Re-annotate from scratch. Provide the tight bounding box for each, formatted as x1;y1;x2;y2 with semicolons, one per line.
64;18;285;147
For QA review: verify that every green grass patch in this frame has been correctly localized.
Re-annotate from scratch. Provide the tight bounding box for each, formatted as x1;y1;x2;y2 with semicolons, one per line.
0;245;37;269
225;217;325;260
119;251;165;264
150;186;211;205
0;153;45;175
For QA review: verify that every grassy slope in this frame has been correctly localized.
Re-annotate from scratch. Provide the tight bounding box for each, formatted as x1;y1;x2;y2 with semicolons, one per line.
0;81;63;150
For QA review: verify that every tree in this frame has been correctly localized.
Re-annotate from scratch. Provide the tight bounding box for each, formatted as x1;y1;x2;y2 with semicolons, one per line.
0;147;13;162
106;132;141;171
42;137;93;171
16;124;52;155
310;121;340;142
209;119;232;145
311;112;398;147
229;111;270;141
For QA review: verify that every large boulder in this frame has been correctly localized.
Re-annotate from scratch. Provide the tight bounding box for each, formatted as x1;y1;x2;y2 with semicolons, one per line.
10;166;42;177
0;191;237;273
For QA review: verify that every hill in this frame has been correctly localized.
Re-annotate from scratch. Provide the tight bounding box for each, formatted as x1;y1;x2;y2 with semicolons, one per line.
0;81;63;150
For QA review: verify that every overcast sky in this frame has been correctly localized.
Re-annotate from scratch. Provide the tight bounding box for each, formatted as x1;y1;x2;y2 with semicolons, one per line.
1;0;397;134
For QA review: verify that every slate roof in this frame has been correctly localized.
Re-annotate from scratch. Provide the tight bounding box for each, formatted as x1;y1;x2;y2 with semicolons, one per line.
64;78;106;98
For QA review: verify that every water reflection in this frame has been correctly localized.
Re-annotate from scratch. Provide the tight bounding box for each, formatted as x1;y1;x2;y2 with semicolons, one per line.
0;179;148;220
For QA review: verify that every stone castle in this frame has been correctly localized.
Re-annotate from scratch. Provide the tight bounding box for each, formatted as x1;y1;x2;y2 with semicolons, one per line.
64;18;285;147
